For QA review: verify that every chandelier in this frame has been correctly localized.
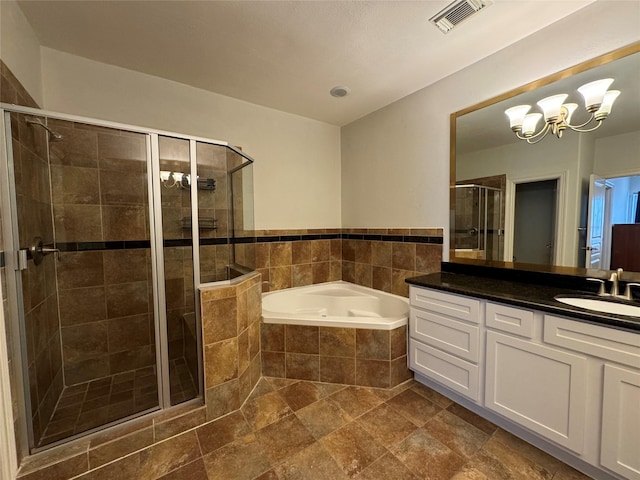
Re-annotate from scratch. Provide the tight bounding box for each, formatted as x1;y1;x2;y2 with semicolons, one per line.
505;78;620;144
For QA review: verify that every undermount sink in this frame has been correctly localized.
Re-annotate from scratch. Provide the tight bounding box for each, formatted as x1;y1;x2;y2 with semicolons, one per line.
554;296;640;317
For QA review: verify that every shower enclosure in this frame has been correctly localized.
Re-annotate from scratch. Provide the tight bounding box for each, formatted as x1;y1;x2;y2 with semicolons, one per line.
454;184;503;261
0;105;255;452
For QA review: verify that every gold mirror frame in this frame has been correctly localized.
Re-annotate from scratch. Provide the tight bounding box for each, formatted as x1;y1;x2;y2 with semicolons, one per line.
449;41;640;278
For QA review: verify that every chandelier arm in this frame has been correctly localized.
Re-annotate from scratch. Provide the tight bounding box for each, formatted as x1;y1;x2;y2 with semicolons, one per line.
569;119;604;133
515;123;550;142
566;113;596;130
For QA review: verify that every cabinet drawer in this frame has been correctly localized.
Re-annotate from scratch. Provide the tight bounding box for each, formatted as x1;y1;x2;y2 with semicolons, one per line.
544;315;640;368
409;338;479;401
485;302;534;338
410;308;480;362
410;287;480;324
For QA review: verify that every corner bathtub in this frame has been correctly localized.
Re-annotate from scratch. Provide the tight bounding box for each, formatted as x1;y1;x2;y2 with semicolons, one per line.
262;281;409;330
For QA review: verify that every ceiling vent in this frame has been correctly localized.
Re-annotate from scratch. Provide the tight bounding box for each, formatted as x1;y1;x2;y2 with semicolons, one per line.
429;0;492;33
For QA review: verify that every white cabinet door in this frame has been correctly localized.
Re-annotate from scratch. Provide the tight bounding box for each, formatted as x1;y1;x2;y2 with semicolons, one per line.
601;364;640;480
485;331;588;453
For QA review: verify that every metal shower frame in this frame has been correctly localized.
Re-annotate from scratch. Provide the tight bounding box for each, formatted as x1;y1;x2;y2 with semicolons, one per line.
0;103;255;453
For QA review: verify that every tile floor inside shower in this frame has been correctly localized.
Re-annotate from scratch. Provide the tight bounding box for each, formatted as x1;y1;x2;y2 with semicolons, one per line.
38;358;198;447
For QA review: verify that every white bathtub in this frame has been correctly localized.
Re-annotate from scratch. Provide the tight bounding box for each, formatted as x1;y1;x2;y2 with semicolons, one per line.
262;281;409;330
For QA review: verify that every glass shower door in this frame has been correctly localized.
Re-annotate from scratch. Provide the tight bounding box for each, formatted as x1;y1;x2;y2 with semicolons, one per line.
3;113;161;448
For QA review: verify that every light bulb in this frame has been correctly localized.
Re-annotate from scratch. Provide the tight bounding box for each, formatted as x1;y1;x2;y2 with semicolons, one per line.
522;113;542;137
594;90;620;120
577;78;614;111
505;105;531;130
537;94;568;122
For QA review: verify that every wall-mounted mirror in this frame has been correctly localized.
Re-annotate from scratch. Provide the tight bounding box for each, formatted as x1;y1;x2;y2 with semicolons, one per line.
451;42;640;277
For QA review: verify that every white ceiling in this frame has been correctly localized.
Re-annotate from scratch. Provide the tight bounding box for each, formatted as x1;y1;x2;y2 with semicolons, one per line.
18;0;595;126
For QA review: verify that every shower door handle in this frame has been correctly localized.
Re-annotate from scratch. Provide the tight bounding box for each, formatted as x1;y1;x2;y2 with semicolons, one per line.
29;237;61;265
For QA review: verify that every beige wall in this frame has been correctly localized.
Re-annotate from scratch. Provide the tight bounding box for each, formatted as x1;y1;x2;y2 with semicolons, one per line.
39;48;342;231
594;130;640;178
0;0;43;105
341;1;640;259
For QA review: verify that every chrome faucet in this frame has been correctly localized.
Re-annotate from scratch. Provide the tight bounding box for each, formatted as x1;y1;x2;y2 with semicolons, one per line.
609;268;624;297
609;272;619;297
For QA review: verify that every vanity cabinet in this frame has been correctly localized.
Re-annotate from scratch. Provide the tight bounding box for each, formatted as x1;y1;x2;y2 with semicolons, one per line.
408;285;640;480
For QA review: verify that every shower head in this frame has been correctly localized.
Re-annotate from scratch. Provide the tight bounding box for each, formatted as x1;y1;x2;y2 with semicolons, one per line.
25;117;64;142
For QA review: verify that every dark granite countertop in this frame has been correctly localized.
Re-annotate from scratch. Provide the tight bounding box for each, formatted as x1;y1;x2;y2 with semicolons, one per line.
406;272;640;333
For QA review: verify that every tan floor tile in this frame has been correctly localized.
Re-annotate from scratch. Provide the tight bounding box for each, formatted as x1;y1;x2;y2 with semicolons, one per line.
355;452;420;480
265;376;299;390
386;388;441;426
492;429;565;474
424;410;489;457
469;437;553;480
313;381;347;397
241;391;293;430
274;442;350;480
329;386;384;418
156;458;208;480
196;410;252;455
551;464;594;480
450;466;490;480
356;403;417;448
296;398;353;439
247;377;276;401
446;403;498;436
321;422;388;477
255;414;316;464
203;433;272;480
391;428;466;480
410;382;453;408
278;381;322;411
255;470;280;479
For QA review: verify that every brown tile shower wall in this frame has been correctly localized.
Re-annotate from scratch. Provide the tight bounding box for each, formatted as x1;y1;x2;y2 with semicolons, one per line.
261;324;412;388
1;60;42;464
200;272;262;420
48;120;156;385
10;110;65;446
56;250;155;385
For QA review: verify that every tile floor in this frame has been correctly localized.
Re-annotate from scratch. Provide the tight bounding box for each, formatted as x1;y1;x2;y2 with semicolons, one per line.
156;376;593;480
39;359;197;448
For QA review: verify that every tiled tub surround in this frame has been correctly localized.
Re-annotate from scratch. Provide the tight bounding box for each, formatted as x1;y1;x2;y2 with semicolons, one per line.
200;272;263;420
260;281;412;388
253;228;443;296
261;323;412;389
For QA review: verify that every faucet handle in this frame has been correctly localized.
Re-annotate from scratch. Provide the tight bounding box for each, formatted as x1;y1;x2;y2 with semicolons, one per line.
587;278;606;296
624;283;640;301
617;267;624;280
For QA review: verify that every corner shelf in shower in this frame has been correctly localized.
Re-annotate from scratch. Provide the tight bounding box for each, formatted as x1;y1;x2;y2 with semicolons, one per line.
181;217;217;230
